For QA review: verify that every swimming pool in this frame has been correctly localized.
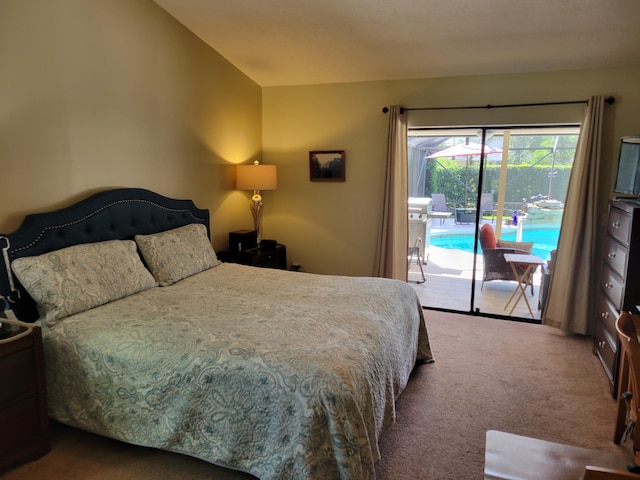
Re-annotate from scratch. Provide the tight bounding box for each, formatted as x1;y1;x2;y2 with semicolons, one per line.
431;227;559;260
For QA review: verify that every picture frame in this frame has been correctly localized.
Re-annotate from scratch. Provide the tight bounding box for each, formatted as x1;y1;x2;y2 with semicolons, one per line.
309;150;345;182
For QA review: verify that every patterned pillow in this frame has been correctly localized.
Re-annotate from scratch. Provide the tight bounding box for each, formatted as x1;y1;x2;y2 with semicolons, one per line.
11;240;157;326
135;223;219;286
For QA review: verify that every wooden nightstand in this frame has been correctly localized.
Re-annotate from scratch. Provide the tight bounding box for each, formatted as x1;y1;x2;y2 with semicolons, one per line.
0;324;50;472
218;243;287;270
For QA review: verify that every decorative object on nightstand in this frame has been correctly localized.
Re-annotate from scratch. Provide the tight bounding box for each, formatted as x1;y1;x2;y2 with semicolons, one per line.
0;316;50;472
217;243;287;270
228;230;258;252
236;160;277;243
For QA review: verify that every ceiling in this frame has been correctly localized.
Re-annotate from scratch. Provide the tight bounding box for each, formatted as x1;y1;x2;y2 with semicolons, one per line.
153;0;640;87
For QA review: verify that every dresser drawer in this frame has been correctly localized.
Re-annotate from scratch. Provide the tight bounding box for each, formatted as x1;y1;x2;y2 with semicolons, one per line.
597;294;620;339
608;207;633;247
594;319;618;391
601;264;625;308
603;235;629;278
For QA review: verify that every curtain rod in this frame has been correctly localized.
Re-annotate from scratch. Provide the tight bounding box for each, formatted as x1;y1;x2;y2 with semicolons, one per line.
381;96;615;114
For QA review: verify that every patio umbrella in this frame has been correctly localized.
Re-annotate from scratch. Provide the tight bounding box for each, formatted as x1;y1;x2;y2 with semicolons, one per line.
426;142;503;206
426;142;502;158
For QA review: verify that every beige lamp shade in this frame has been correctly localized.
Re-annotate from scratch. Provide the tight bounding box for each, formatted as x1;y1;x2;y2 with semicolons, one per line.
236;164;277;191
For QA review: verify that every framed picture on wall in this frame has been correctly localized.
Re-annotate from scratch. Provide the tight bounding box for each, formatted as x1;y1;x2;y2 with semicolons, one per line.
309;150;345;182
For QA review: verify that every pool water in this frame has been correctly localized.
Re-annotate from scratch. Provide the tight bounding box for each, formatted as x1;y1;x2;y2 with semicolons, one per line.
431;227;559;260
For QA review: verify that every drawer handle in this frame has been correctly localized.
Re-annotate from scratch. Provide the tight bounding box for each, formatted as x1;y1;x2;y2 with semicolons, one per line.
601;312;609;319
604;282;614;289
612;221;621;229
599;340;606;349
607;252;616;259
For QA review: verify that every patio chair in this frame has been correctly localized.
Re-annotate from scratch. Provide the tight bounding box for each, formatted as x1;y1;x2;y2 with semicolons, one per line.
431;193;452;225
480;193;496;223
479;223;535;294
431;193;449;213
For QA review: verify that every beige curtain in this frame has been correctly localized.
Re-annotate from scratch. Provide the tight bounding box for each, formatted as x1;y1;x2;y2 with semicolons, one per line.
375;105;409;280
543;96;607;335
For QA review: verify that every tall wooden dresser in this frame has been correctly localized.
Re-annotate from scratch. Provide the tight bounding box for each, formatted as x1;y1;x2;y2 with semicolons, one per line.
594;199;640;396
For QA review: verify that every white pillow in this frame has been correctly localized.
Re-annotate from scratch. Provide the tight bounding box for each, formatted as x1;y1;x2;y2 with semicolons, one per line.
12;240;157;326
135;223;219;286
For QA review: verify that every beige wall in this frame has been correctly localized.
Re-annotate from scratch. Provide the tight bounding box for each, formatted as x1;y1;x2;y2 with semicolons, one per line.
0;0;262;251
263;67;640;276
3;1;640;279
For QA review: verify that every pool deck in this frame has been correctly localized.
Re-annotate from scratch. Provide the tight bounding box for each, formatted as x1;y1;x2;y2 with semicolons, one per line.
411;217;557;321
429;217;560;238
428;219;560;259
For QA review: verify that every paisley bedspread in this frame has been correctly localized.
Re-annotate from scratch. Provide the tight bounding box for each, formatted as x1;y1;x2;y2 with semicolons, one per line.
41;263;433;479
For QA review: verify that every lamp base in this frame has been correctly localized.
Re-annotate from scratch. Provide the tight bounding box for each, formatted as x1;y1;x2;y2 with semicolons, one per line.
249;195;264;243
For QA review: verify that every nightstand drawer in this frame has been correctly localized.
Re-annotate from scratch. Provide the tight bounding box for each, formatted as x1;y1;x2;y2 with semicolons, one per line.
254;251;285;269
0;394;42;452
0;347;38;406
218;244;287;270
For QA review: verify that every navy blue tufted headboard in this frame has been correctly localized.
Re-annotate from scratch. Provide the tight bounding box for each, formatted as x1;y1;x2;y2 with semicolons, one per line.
0;188;210;322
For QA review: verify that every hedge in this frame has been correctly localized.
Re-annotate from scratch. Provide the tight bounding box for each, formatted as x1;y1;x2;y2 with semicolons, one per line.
422;163;570;207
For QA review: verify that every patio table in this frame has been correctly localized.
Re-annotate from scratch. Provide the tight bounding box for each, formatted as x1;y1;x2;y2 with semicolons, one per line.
427;211;452;225
503;253;545;318
455;207;476;224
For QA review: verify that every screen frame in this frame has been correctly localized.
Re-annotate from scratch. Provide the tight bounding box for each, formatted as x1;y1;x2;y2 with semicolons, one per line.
614;136;640;195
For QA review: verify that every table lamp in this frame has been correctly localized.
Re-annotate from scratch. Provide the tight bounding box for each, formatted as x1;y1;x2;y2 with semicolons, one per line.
236;160;277;243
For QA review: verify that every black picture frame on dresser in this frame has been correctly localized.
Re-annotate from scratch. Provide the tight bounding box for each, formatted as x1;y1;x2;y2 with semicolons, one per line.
594;198;640;397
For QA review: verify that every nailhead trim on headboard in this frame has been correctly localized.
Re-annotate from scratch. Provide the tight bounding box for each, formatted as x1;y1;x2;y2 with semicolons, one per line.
0;188;210;322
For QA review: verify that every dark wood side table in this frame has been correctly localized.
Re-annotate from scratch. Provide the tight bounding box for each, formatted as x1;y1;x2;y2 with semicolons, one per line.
217;243;287;270
0;323;50;472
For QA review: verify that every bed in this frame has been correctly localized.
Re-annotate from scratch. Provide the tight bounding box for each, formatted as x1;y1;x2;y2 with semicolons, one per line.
0;188;433;480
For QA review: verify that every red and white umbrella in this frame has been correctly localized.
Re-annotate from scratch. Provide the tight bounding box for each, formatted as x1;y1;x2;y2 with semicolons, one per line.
426;142;503;207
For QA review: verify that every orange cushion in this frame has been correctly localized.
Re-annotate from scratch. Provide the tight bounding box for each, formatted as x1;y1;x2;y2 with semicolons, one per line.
479;224;497;250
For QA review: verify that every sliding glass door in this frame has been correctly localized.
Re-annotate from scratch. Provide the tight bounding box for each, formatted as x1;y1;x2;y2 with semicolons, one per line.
408;126;579;321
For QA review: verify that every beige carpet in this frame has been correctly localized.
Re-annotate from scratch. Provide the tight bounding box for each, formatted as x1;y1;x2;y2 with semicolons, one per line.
3;311;630;479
